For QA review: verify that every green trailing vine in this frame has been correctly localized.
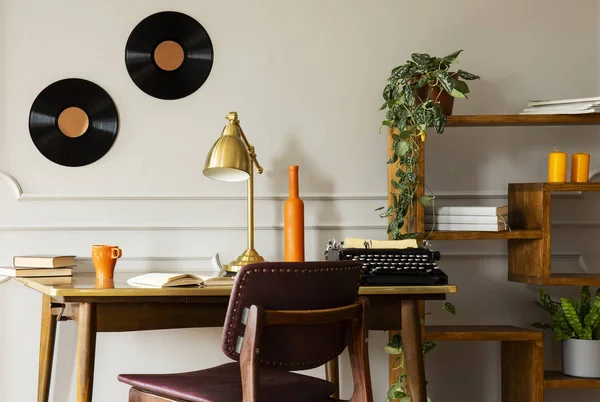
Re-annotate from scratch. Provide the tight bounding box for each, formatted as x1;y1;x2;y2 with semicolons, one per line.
385;302;456;401
377;50;480;239
533;286;600;341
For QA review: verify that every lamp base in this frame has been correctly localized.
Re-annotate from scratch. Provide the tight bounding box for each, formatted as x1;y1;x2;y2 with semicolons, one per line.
223;248;265;274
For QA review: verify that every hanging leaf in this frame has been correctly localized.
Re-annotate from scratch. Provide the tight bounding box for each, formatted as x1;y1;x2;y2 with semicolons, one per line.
387;153;398;164
434;113;446;134
442;49;463;63
451;88;467;98
384;333;403;354
411;53;431;65
397;110;409;130
415;74;429;88
435;71;454;94
403;87;414;106
391;64;410;82
399;129;413;140
395;140;409;156
457;69;480;80
405;172;418;183
443;302;456;314
383;83;394;101
454;79;470;94
422;341;437;354
418;195;435;205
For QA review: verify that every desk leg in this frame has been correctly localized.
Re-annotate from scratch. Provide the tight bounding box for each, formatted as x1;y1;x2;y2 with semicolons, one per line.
77;302;97;402
401;300;426;402
325;357;340;398
38;295;57;402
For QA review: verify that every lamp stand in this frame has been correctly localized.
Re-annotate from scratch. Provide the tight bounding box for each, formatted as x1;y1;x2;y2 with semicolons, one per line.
223;119;265;273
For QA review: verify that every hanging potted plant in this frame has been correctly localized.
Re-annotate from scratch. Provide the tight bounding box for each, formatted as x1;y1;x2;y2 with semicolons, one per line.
378;50;480;239
533;287;600;378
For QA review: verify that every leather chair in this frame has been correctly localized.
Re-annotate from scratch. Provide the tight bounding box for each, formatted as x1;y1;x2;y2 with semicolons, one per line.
117;261;373;402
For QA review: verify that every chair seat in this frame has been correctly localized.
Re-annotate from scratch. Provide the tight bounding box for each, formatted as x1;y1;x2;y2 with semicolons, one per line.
118;362;336;402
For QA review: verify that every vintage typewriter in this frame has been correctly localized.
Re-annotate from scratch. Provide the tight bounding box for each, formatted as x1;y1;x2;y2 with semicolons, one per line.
324;238;448;286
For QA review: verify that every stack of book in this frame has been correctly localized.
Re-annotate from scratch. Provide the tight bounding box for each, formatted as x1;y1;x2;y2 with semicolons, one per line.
0;255;75;279
520;96;600;115
425;205;509;232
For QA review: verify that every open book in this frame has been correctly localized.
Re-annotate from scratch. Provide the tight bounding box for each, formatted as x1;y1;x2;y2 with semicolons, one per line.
127;273;234;288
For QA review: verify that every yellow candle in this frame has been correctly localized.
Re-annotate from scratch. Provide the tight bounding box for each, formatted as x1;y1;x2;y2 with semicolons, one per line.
548;147;567;183
571;153;590;183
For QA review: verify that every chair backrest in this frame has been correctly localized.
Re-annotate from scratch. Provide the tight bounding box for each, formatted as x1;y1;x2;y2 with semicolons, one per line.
221;261;363;371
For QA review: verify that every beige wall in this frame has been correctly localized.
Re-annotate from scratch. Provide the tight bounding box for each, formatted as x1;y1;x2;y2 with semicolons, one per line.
2;0;600;401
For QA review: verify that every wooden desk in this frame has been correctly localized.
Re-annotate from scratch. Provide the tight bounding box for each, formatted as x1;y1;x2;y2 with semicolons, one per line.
15;272;457;402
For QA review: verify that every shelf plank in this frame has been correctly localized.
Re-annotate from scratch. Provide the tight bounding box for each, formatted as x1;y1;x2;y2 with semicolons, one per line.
511;182;600;192
425;325;542;342
510;274;600;286
428;229;542;240
547;274;600;286
446;114;600;127
544;371;600;389
542;182;600;192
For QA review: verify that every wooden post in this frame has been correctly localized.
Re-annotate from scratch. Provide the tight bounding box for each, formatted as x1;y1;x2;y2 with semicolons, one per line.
387;128;427;391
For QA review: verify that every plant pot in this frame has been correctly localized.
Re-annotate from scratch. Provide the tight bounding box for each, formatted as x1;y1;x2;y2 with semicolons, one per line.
416;84;455;116
415;72;457;116
563;339;600;378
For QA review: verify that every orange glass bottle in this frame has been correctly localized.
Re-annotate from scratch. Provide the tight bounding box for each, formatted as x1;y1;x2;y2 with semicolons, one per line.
284;165;305;261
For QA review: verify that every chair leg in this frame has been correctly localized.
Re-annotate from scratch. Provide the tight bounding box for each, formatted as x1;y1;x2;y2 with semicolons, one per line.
240;305;264;402
348;297;373;402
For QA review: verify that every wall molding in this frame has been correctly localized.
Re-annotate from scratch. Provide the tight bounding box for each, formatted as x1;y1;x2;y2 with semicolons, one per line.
0;170;23;198
2;169;599;202
2;221;600;232
0;223;387;231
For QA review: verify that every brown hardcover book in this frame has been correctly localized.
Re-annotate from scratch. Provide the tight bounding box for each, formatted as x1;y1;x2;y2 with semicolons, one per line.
0;267;73;277
12;254;75;268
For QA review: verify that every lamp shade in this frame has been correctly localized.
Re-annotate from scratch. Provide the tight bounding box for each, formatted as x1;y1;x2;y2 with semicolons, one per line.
203;115;251;182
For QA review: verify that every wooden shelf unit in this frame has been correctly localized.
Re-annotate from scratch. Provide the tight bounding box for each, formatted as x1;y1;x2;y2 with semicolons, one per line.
544;371;600;389
425;325;544;402
385;114;600;400
507;182;600;285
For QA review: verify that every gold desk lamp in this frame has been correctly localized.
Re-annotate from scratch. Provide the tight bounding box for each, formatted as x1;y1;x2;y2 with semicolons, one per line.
203;112;265;273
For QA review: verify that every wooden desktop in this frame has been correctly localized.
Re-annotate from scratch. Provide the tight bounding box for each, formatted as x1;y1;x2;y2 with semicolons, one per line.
14;272;457;402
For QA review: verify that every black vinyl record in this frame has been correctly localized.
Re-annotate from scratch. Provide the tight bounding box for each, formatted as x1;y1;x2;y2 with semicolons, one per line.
125;11;214;100
28;78;119;167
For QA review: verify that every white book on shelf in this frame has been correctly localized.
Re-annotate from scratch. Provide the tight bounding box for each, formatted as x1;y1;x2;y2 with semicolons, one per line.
425;222;509;232
425;214;506;224
527;96;600;107
427;205;508;216
519;108;600;115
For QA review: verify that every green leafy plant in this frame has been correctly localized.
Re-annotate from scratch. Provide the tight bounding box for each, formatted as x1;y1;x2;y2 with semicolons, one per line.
384;302;456;401
533;286;600;340
377;50;480;239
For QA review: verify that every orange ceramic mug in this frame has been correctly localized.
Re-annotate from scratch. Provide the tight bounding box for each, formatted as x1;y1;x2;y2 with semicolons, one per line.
91;245;122;279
